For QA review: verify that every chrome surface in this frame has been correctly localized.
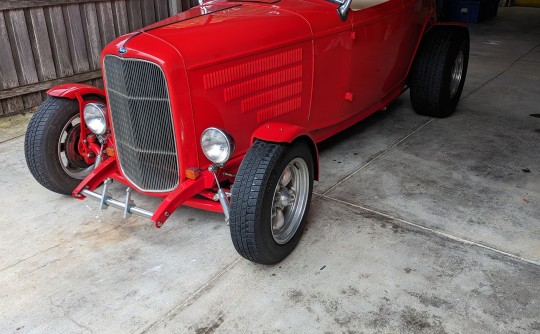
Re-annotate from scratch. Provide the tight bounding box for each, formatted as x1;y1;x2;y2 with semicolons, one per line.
57;114;93;179
123;187;133;218
218;189;230;224
83;103;107;135
450;50;464;98
100;178;112;210
271;158;310;244
337;0;352;20
104;55;179;192
200;127;235;164
212;168;231;224
81;188;154;219
93;143;104;170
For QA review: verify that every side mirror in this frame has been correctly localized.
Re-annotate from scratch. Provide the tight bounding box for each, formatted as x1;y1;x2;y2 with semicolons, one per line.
336;0;352;21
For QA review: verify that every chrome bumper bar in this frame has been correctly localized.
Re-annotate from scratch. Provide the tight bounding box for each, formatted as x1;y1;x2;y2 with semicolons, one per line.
81;188;154;219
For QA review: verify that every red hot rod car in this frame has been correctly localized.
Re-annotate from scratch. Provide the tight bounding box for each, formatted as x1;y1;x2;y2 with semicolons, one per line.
25;0;469;264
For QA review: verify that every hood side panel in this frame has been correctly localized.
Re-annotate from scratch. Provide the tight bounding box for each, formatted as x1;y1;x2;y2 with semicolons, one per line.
189;42;314;166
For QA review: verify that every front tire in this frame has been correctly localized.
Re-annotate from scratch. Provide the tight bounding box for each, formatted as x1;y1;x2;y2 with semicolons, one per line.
229;140;314;264
25;97;93;195
409;27;470;118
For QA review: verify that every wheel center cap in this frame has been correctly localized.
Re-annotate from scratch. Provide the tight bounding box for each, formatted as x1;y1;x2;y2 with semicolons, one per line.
275;189;296;210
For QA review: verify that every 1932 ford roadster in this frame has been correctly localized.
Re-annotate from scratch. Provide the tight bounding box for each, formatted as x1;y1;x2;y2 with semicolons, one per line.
25;0;469;264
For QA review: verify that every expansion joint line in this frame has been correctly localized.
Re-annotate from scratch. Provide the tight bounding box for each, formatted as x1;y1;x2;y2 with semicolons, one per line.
462;43;540;100
322;118;434;197
320;194;540;268
139;257;241;334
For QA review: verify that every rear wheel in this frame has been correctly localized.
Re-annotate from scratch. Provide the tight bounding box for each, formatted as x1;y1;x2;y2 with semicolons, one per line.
229;140;314;264
409;27;470;118
25;97;93;195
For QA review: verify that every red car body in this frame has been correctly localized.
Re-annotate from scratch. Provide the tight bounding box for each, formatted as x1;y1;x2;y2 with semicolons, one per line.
46;0;459;227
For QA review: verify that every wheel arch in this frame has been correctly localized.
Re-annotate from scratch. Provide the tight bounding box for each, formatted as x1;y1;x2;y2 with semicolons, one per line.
47;83;105;101
405;19;469;81
251;122;319;181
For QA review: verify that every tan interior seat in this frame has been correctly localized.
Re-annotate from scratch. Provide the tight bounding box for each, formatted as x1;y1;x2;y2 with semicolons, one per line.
350;0;389;10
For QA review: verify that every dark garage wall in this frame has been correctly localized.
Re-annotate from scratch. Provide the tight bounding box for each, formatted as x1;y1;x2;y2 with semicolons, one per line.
0;0;192;117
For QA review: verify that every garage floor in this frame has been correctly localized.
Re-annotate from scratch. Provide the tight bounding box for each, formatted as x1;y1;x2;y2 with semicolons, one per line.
1;7;539;334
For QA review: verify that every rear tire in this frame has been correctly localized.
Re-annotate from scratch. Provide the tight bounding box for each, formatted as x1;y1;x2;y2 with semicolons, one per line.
229;140;314;264
409;27;470;118
25;97;93;195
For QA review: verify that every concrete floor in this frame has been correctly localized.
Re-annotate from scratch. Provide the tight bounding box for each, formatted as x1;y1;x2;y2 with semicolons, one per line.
1;7;539;334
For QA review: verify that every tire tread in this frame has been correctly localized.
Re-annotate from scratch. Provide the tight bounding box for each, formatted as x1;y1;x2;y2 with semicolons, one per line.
24;97;81;195
410;27;469;117
229;140;285;264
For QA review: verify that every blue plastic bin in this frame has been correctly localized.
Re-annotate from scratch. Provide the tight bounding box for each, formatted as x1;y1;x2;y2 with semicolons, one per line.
448;0;499;23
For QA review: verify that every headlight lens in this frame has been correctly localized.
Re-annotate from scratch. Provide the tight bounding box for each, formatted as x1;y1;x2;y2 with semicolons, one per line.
83;103;107;135
200;128;235;164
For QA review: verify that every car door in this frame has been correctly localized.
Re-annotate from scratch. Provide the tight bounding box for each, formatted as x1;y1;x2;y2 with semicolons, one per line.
401;0;434;65
346;0;405;116
307;13;353;132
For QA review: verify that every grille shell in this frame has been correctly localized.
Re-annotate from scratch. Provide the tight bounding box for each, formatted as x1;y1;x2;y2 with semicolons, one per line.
104;55;179;192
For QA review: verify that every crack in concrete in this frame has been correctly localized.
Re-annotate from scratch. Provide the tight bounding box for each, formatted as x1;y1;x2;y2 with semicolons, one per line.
0;133;25;145
317;194;540;268
24;258;61;275
0;224;127;273
0;244;63;274
48;297;94;334
139;257;241;334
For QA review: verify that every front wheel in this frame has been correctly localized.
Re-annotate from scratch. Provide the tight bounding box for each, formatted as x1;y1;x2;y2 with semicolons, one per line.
25;97;94;195
229;140;314;264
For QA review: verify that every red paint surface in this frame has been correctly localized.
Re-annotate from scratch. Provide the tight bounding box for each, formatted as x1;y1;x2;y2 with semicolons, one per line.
62;0;461;223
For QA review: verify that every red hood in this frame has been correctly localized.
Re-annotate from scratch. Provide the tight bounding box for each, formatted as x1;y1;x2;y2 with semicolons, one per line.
141;1;313;70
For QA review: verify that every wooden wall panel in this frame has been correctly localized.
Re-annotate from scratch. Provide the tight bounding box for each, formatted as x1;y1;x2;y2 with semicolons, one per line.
96;1;116;48
4;10;40;109
27;8;57;81
46;6;74;77
64;4;91;73
155;0;169;21
81;3;102;70
113;0;129;36
0;0;193;116
168;0;183;15
141;0;156;26
127;0;143;31
0;11;24;114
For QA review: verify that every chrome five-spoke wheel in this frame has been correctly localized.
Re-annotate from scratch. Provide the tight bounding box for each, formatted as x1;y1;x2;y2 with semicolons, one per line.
58;114;93;179
229;140;314;264
271;158;310;244
25;97;96;195
450;50;464;99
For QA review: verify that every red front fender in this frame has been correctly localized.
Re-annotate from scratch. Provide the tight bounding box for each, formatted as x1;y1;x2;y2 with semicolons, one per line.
46;83;107;166
251;122;320;180
251;122;309;144
47;83;105;100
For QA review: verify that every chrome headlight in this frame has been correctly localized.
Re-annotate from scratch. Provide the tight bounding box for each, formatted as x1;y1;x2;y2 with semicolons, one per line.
200;128;235;164
83;103;107;135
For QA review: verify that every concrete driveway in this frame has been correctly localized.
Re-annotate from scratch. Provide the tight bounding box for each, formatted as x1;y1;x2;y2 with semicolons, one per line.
1;7;539;334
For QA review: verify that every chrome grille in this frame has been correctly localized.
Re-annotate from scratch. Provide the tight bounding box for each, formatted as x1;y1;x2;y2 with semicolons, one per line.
104;55;178;192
